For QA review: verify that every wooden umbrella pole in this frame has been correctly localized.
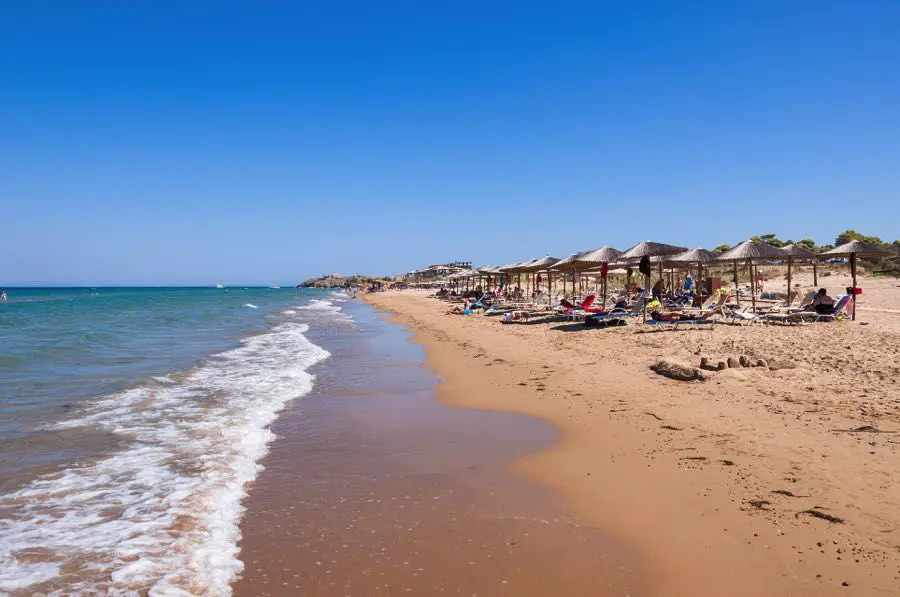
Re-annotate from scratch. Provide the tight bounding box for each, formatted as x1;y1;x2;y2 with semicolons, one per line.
851;253;857;321
548;270;552;307
786;257;792;307
813;262;818;286
733;260;739;307
602;272;607;309
750;260;757;312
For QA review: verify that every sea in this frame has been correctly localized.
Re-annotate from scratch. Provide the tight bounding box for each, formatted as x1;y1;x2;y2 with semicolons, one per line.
0;286;352;595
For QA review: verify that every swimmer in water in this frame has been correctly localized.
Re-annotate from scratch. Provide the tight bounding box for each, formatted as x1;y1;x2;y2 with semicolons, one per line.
0;290;6;302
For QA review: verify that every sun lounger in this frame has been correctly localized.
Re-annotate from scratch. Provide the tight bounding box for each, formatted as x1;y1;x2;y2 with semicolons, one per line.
720;306;764;326
645;316;717;330
603;297;647;318
812;295;854;322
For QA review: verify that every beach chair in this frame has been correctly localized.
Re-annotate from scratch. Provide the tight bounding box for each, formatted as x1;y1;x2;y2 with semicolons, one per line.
558;295;605;320
645;315;717;331
590;297;647;321
680;293;722;314
721;306;764;326
812;295;854;322
771;290;816;314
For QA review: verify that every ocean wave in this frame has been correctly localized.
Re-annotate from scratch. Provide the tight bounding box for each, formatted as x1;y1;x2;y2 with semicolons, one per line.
297;299;341;313
242;303;258;309
0;322;330;595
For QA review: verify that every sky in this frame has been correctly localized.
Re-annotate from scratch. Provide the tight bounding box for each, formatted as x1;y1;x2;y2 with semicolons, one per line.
2;1;898;285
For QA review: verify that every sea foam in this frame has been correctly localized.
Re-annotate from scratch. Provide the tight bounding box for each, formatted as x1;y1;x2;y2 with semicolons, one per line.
0;321;330;595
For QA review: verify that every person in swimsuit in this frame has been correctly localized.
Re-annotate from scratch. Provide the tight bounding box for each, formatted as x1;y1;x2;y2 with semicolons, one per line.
804;288;835;314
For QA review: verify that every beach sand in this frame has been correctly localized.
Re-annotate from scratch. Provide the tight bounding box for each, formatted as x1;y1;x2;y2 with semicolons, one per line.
234;301;646;596
363;272;900;596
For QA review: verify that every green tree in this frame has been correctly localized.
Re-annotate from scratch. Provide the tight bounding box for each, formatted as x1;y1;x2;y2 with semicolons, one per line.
794;238;818;252
749;233;786;247
835;229;883;246
713;243;730;253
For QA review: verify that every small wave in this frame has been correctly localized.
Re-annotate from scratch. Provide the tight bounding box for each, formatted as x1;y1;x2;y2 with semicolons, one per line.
298;299;341;312
281;309;297;316
0;322;330;594
242;303;258;309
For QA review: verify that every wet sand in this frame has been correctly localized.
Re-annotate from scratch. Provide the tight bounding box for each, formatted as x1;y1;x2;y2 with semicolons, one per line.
234;302;646;596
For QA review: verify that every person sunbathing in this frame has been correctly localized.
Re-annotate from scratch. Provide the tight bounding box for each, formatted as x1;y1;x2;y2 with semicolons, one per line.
649;306;725;321
803;288;836;314
447;299;483;315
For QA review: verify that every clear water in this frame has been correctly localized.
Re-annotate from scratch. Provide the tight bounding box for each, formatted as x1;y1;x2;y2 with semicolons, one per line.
0;286;350;594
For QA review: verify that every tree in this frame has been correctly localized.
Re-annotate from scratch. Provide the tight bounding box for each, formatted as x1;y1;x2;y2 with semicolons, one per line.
749;233;787;247
835;229;883;247
795;238;818;252
713;243;730;253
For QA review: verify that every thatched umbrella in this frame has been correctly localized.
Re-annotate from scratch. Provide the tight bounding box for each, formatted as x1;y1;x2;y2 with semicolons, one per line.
715;241;788;311
572;246;622;306
550;252;584;298
820;241;893;320
780;245;817;306
669;248;718;302
500;259;538;295
476;265;503;291
521;256;560;305
618;241;687;320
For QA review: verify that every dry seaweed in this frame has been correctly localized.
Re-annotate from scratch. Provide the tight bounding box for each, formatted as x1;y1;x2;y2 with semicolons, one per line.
796;509;845;524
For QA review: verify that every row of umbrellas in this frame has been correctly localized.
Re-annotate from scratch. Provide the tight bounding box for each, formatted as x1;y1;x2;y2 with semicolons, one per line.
446;239;893;320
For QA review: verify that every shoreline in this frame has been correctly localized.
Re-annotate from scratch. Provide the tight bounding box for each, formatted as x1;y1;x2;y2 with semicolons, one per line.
234;296;646;596
363;288;900;596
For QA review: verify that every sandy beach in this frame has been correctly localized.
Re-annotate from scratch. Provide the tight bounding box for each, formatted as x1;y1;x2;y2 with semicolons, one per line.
364;273;900;596
234;298;646;597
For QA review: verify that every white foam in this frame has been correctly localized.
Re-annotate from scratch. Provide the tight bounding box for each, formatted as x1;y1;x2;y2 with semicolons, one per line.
281;309;297;315
0;322;330;595
242;303;258;309
298;298;340;312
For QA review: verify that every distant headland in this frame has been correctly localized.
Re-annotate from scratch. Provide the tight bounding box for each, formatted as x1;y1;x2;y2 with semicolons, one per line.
296;273;393;289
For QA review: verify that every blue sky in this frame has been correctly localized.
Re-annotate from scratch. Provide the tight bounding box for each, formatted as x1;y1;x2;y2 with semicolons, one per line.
2;1;898;285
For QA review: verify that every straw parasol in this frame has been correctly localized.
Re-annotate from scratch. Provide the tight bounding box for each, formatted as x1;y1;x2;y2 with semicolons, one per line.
571;246;622;306
715;241;788;311
780;244;817;306
619;241;687;320
520;256;560;305
820;241;893;320
499;259;540;294
669;248;718;302
550;252;588;298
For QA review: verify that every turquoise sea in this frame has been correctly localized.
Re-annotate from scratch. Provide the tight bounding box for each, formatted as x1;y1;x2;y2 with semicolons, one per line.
0;286;351;594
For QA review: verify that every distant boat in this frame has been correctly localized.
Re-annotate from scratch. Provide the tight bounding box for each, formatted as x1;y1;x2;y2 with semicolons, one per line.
269;286;281;289
216;284;224;289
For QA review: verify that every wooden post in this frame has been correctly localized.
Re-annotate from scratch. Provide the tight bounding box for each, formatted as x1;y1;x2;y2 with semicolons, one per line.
750;260;757;312
548;270;552;306
813;262;818;286
602;269;608;309
851;253;857;321
786;257;792;307
733;260;739;307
